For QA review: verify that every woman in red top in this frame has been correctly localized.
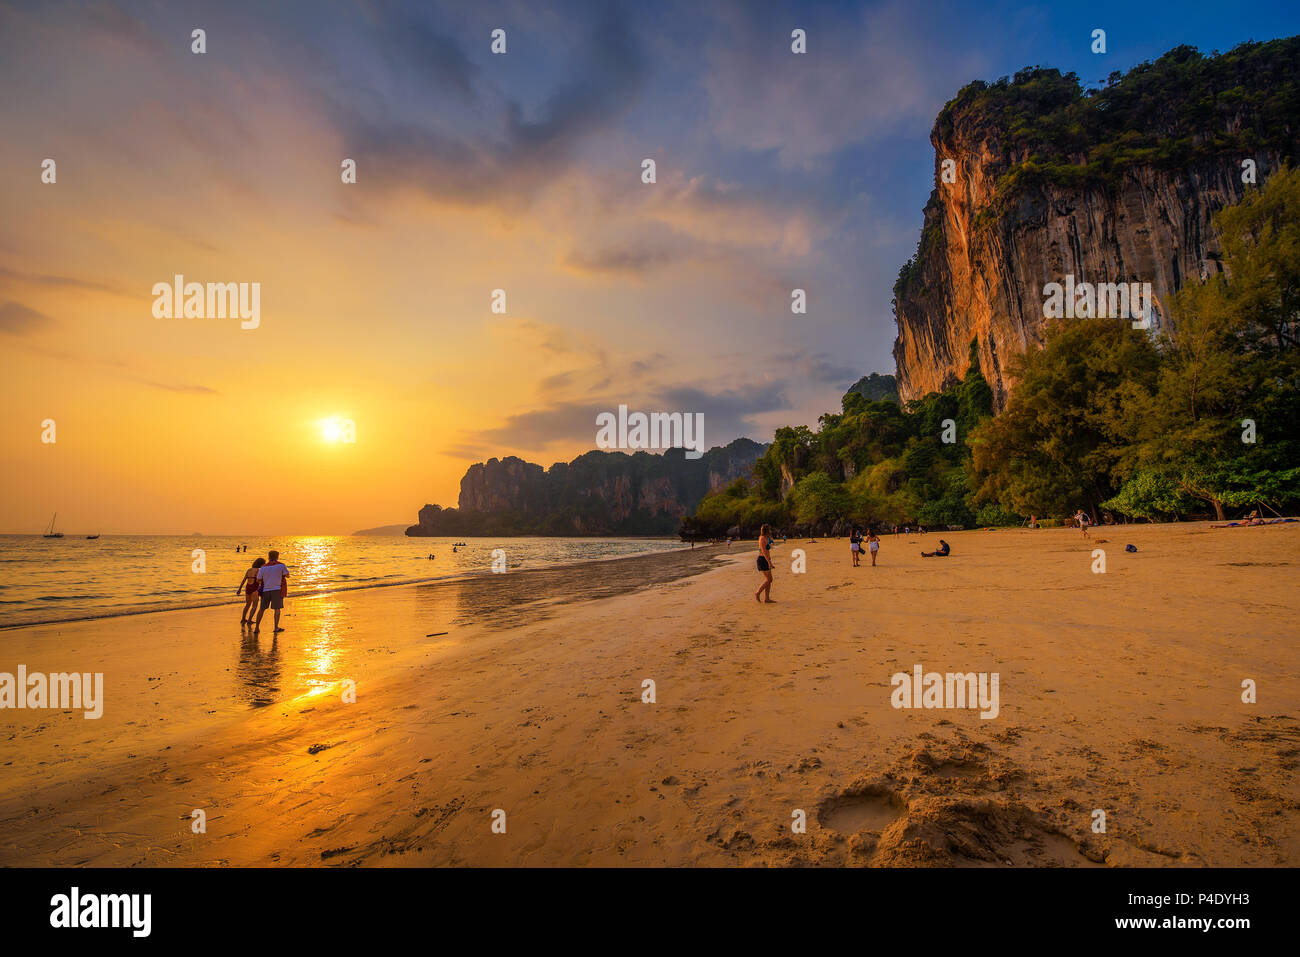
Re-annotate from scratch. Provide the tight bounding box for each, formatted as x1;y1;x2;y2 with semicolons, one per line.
236;557;266;625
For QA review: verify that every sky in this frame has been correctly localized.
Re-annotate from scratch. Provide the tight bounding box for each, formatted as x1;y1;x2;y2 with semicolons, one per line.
3;0;1298;534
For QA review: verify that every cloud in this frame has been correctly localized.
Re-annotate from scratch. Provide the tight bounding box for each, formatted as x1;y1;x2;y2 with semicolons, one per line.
759;350;868;390
0;301;52;335
629;353;668;375
562;237;690;277
0;267;134;299
83;1;167;57
806;355;865;387
496;317;596;358
471;402;605;450
378;10;481;101
438;443;494;460
550;165;842;301
702;0;990;166
337;14;646;209
468;380;792;453
140;380;220;395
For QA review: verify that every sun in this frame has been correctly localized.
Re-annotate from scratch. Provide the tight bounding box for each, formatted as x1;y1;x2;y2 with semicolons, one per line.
319;417;347;443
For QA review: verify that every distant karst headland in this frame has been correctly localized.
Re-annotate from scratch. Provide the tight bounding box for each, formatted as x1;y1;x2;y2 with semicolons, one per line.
406;438;767;537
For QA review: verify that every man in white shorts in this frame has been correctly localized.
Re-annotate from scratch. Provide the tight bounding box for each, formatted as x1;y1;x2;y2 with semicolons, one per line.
254;549;290;634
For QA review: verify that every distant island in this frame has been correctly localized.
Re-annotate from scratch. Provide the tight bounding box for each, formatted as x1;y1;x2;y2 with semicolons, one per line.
352;523;410;536
406;438;766;537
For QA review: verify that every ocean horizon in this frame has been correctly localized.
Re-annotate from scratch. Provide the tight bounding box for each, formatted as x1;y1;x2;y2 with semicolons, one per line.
0;534;687;628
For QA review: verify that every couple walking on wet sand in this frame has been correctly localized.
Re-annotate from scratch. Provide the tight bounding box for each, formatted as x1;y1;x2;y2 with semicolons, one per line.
236;549;289;634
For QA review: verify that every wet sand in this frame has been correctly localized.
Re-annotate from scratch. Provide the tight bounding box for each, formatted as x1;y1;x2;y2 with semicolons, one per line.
0;524;1297;867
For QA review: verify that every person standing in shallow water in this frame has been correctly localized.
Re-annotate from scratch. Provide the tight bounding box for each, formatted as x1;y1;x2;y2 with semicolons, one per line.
754;524;775;603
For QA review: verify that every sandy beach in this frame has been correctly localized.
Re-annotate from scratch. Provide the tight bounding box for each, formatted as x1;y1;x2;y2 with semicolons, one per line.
1;523;1296;867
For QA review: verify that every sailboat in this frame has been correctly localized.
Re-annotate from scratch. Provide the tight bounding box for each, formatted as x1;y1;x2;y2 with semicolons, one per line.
43;513;64;538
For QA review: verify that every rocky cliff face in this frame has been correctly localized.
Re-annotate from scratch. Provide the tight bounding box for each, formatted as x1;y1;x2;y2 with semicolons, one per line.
892;41;1300;408
407;438;767;536
894;141;1288;408
458;457;546;513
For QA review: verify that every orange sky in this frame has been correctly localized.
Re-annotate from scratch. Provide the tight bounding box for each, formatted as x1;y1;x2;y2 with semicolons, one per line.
6;1;1298;533
0;0;1068;534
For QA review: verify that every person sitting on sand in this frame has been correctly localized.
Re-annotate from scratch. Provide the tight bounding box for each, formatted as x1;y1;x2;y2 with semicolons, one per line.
236;557;265;625
866;529;880;566
921;539;950;558
754;523;775;604
253;549;289;634
849;527;861;566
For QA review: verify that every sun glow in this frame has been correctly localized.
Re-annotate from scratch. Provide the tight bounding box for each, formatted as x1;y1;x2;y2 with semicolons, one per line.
319;417;348;443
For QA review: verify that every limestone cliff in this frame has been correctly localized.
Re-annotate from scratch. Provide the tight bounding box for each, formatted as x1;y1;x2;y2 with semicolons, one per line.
407;438;766;537
892;40;1300;407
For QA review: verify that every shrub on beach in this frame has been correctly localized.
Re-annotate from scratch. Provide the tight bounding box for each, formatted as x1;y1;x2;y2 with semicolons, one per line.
1101;470;1199;521
973;502;1022;527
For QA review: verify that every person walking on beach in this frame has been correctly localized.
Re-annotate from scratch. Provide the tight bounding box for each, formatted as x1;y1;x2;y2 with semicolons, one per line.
849;527;862;566
866;528;880;566
236;557;265;625
1075;509;1091;539
253;549;289;634
754;524;775;603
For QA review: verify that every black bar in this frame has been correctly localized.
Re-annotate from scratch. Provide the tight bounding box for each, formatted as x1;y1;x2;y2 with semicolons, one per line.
0;866;1282;944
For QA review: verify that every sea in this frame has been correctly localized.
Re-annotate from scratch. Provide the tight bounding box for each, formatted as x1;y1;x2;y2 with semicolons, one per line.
0;534;688;628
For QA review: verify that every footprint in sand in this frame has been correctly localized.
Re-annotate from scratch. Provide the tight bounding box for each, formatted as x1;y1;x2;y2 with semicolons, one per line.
817;786;906;834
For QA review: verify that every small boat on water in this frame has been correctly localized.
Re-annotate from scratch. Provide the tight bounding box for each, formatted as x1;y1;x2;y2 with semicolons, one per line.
86;534;100;540
43;513;64;539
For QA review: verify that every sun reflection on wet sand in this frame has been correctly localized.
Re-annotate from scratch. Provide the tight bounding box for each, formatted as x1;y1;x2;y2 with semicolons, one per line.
225;547;725;710
294;596;344;702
